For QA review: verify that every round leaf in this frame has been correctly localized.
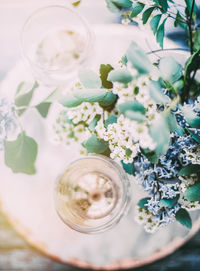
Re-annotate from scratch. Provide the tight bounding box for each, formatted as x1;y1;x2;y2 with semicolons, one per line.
4;132;38;175
159;56;182;84
107;69;133;84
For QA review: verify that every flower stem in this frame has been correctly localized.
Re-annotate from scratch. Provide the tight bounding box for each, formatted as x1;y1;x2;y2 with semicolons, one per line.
188;0;195;54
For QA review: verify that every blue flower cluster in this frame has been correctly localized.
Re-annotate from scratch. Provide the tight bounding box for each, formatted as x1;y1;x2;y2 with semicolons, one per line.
134;131;198;227
0;98;17;150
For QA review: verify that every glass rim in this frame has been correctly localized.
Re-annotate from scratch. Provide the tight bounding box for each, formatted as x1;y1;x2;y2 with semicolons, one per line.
54;155;132;234
20;5;94;73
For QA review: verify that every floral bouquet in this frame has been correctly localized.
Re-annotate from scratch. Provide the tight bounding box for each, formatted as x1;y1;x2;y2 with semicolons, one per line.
1;0;200;233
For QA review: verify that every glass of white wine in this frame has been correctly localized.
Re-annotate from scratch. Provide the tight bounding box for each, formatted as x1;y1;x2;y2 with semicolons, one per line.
21;5;93;86
54;155;132;234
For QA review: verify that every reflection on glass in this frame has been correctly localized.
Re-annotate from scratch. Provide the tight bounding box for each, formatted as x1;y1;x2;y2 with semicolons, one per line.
21;5;93;86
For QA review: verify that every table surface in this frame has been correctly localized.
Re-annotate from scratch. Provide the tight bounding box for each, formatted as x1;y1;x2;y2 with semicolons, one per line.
0;1;200;270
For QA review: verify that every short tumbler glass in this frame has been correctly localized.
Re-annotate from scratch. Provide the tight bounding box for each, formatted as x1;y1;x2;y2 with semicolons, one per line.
21;5;93;86
54;155;131;234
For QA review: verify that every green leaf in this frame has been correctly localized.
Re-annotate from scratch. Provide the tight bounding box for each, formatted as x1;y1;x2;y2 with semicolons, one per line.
105;0;121;12
174;11;187;29
99;64;114;88
178;164;200;176
84;134;108;154
185;49;200;81
186;128;200;143
150;14;162;34
78;69;101;89
126;42;153;74
167;113;184;135
121;160;134;175
158;0;169;12
142;7;155;24
105;114;117;128
15;81;39;116
107;69;133;84
112;0;133;8
149;114;170;156
180;105;200;129
175;208;192;229
125;110;146;122
74;89;107;103
99;92;117;108
4;132;38;175
137;197;150;210
193;30;200;51
159;56;182;84
59;93;82;108
185;182;200;202
130;2;145;18
118;100;146;115
149;80;170;105
89;115;101;131
156;18;167;48
159;197;178;208
35;102;51;118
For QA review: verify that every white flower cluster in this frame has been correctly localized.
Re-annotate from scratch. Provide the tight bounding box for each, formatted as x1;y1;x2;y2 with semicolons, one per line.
52;110;89;151
96;114;156;164
184;146;200;165
135;206;160;233
67;102;103;125
178;175;200;210
112;75;158;123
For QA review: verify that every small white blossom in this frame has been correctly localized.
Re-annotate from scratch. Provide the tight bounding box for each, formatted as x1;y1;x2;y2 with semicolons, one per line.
67;102;103;125
52;109;90;149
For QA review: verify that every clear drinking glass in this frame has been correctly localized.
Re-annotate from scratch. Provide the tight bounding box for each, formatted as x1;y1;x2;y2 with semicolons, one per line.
21;5;93;86
54;155;131;234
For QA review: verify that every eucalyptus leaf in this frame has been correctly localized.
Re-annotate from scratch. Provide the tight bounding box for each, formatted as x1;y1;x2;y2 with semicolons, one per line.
137;197;150;210
149;80;170;105
185;182;200;202
149;114;170;156
167;113;184;135
126;42;153;74
159;56;182;84
59;93;82;108
118;100;146;115
125;110;146;122
178;164;200;176
107;69;133;84
99;92;117;108
175;208;192;229
105;114;117;128
78;69;101;89
4;132;38;175
89;115;101;131
99;64;114;88
84;134;108;154
74;89;107;102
